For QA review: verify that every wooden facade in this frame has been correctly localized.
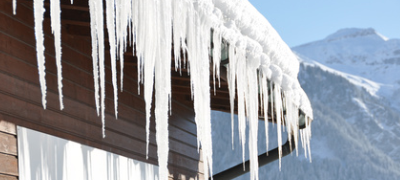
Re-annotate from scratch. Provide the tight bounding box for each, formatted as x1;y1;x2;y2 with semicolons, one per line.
0;121;18;180
0;0;216;179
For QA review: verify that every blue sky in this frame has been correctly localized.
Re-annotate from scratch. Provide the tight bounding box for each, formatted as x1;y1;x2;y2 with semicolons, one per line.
248;0;400;47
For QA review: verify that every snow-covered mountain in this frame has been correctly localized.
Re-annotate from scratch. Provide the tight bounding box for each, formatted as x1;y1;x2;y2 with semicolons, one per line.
212;28;400;179
292;28;400;110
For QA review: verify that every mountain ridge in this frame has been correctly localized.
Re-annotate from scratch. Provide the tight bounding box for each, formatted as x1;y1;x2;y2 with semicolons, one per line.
325;28;389;42
292;28;400;111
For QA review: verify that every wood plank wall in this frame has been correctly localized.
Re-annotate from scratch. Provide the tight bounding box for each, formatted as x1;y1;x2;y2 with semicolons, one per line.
0;120;18;180
0;0;203;179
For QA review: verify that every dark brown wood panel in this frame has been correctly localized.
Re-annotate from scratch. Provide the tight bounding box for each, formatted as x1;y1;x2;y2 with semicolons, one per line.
0;0;202;128
0;11;197;130
0;50;198;151
0;154;18;177
0;16;198;147
0;81;201;173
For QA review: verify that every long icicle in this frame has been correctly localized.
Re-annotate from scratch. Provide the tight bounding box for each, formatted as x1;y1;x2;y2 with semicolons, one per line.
106;0;119;119
141;0;157;159
50;0;64;110
187;3;213;178
275;85;283;170
236;47;247;168
34;0;47;109
262;75;269;154
270;82;274;126
154;0;172;179
227;44;236;149
96;0;106;137
247;64;259;180
88;0;100;116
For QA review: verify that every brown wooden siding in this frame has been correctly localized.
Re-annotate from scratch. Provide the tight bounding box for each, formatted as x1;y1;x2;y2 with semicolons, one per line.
0;0;203;179
0;120;18;180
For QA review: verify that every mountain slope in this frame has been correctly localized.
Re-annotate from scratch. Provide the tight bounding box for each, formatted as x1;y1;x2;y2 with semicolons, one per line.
212;28;400;179
212;62;400;179
300;60;400;162
293;28;400;162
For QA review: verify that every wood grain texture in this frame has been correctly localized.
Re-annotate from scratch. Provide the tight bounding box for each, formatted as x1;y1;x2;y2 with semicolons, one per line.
0;154;18;176
0;121;16;135
0;174;18;180
0;132;17;156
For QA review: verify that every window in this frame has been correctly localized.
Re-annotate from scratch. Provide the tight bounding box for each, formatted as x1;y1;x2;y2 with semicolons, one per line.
17;127;159;180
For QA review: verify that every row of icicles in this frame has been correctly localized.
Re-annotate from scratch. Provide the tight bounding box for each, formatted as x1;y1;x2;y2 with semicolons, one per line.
12;0;312;180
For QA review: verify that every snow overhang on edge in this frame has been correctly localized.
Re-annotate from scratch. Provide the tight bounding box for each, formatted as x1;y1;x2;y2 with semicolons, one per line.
213;0;313;119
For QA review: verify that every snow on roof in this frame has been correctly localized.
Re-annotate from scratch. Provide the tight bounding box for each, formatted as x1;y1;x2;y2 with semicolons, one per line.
16;0;313;179
213;0;312;115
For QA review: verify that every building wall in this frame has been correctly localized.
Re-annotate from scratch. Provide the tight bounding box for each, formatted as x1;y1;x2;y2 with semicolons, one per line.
0;120;18;180
0;0;203;179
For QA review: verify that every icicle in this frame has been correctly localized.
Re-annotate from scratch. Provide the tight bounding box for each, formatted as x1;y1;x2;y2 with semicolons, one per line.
34;0;47;109
227;44;236;149
300;116;312;162
94;0;106;138
70;0;73;4
282;90;301;157
106;0;119;119
131;0;141;94
261;75;269;154
270;82;274;126
136;0;158;160
13;0;17;15
307;122;312;162
154;1;172;179
172;0;184;72
88;0;106;136
283;93;292;152
88;0;100;116
246;62;259;180
212;29;221;94
97;0;106;137
292;99;300;155
300;126;305;157
275;86;283;170
116;0;132;91
293;111;297;154
186;2;214;179
50;0;64;110
235;47;247;168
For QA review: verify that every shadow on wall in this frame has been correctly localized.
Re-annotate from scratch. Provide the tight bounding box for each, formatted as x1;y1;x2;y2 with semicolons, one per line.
17;127;159;180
